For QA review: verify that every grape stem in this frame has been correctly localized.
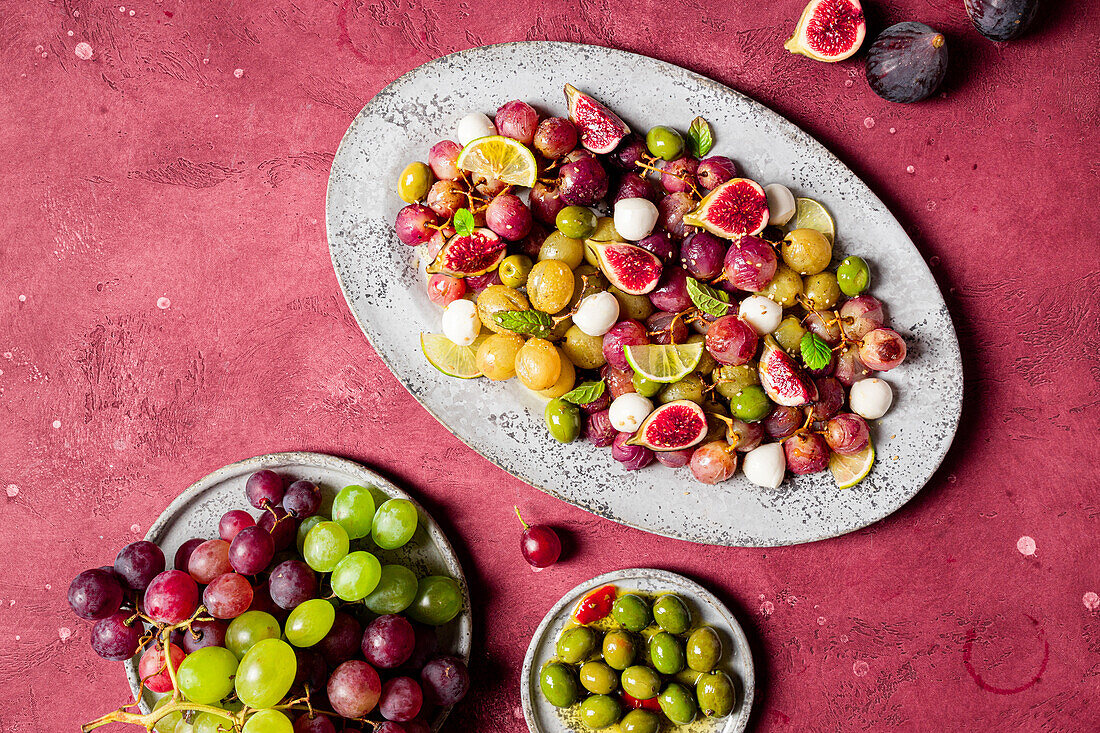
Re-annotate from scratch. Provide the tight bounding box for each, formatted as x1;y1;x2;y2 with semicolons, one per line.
514;506;529;529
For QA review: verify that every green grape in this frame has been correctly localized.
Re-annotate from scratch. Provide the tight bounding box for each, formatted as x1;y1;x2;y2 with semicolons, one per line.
242;709;293;733
234;638;297;708
407;575;464;626
331;551;382;602
363;564;419;614
331;484;376;540
285;598;336;648
226;611;281;660
194;711;236;733
152;695;182;733
303;521;350;572
296;515;326;553
177;646;239;704
371;499;418;550
174;722;195;733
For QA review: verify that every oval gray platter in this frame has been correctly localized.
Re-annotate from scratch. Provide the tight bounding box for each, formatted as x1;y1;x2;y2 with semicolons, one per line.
326;41;963;547
521;568;754;733
123;451;472;731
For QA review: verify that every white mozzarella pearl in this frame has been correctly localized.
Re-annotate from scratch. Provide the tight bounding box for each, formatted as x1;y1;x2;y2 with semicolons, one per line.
849;378;893;420
738;295;783;334
441;299;481;346
456;112;497;146
742;442;786;489
613;198;660;241
608;393;654;433
573;292;621;337
764;183;796;226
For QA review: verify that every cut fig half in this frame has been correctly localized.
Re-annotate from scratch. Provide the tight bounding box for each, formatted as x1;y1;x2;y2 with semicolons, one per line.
759;335;816;407
426;228;507;277
785;0;866;62
627;400;708;451
564;84;631;154
683;178;770;239
585;240;663;295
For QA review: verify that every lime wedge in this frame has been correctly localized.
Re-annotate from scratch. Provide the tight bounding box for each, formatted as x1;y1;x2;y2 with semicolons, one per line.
420;333;482;379
830;442;875;489
791;197;835;243
624;342;704;384
456;135;538;188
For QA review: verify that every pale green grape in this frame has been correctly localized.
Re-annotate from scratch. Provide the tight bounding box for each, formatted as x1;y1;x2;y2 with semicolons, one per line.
173;721;195;733
296;514;326;553
331;484;376;540
330;551;382;602
152;696;181;733
226;610;281;660
303;521;350;572
363;564;418;615
177;646;238;704
242;709;293;733
234;638;297;708
285;598;336;647
193;711;236;733
371;499;418;550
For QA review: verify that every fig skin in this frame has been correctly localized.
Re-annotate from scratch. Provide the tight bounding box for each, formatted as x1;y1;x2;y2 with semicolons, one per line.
866;22;949;104
965;0;1039;41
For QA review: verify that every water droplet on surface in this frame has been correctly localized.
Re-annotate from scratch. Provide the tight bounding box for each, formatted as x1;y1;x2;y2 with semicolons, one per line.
45;584;51;590
129;9;135;15
853;660;869;677
5;485;18;498
817;616;826;625
157;296;171;310
906;165;915;174
863;117;875;129
760;600;775;616
68;30;74;36
929;256;940;267
35;45;44;53
18;295;26;302
1085;592;1100;611
844;79;853;88
233;68;244;78
74;42;93;60
52;419;61;429
130;523;141;533
59;627;72;641
889;127;896;134
1017;536;1036;556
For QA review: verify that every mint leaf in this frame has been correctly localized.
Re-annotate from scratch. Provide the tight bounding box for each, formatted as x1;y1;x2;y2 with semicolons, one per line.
492;309;553;338
453;208;475;237
800;332;832;371
686;276;731;317
561;381;606;406
687;117;714;158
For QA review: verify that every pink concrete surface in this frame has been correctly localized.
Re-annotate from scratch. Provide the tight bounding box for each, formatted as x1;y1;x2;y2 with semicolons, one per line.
1;0;1098;730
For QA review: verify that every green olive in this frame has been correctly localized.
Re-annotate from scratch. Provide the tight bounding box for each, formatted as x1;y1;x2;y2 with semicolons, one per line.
611;594;651;632
545;398;581;443
557;626;598;664
568;264;609;311
649;631;686;675
620;665;661;700
837;255;870;296
804;271;841;310
731;385;771;422
713;364;759;401
589;216;621;242
397;161;433;203
610;286;654;321
578;694;622;730
686;626;722;672
758;264;803;307
773;315;807;353
688;334;717;375
632;373;662;398
620;709;660;733
499;254;533;288
658;682;698;725
652;594;691;634
539;231;585;269
659;372;705;405
579;661;619;695
696;669;735;718
562;326;607;370
556;206;598;240
601;630;636;671
539;661;580;708
646;126;684;161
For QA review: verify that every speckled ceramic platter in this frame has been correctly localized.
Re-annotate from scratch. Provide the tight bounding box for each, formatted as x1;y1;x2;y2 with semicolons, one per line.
521;569;754;733
123;451;472;732
326;42;962;547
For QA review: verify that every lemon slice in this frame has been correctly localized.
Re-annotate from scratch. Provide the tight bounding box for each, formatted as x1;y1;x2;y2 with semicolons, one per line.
624;342;704;384
421;333;482;379
830;442;875;489
456;135;538;187
791;197;836;243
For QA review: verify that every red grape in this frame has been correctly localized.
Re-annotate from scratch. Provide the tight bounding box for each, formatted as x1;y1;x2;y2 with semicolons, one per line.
91;611;145;660
245;469;285;509
764;405;803;439
784;433;830;474
327;660;382;718
835;345;872;386
648;266;693;313
69;568;123;620
533;117;578;159
395;204;438;246
696;156;738;190
219;509;255;542
859;328;907;370
810;377;845;422
426;274;466;308
602;364;637;398
584;409;616;447
284;479;322;518
144;570;199;625
655;447;694;467
690;441;738;484
427;140;461;181
188;539;232;584
558;156;608;206
172;618;227;653
657;192;694;239
464;269;502;292
248;580;285;619
403;623;439;671
203;572;254;619
602;320;649;371
425;180;465;219
259;506;298;551
294;713;337;733
229;525;276;575
635;231;678;262
294;648;328;693
660;157;698;194
520;523;561;568
420;656;470;706
611;134;647;170
485;193;532;241
825;413;871;455
727;419;765;452
138;642;186;693
268;559;318;610
173;538;204;571
805;310;842;344
114;541;166;591
681;232;727;281
611;431;655;471
613;172;658;204
495;100;539;144
705;315;758;366
362;614;416;669
529;182;565;225
379;677;423;722
319;612;362;667
839;295;884;339
646;311;688;345
723;235;778;292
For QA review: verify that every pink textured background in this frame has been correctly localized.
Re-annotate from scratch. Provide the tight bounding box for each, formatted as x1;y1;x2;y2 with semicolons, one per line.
2;0;1098;730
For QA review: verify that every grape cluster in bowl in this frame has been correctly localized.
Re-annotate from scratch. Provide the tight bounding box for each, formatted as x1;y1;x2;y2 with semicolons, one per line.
67;470;468;733
396;84;907;489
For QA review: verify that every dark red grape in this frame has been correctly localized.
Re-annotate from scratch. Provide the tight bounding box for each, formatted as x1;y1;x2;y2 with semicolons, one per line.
613;172;658;204
660;157;698;194
611;133;647;170
379;677;423;722
465;269;502;292
785;433;830;474
495;100;539;144
840;295;884;339
428;140;461;181
602;364;637;399
294;713;338;733
529;182;565;225
402;721;430;733
229;525;276;575
534;117;578;159
680;232;727;281
284;480;322;518
268;559;318;610
696;156;738;190
563;147;596;164
427;274;467;309
649;266;694;313
723;235;778;291
860;328;907;370
520;523;562;568
635;231;678;262
426;180;465;219
825;413;871;455
259;506;298;551
810;377;845;422
203;572;254;619
655;448;694;467
805;310;841;345
420;656;470;706
138;642;186;693
319;612;362;667
294;647;328;693
705;315;758;366
835;345;872;386
602;320;649;372
248;580;287;620
362;614;416;669
328;660;382;718
579;388;611;415
245;469;285;509
173;538;204;571
764;405;803;439
114;541;165;591
376;724;407;733
657;192;694;239
91;611;144;660
187;539;231;583
172;618;227;653
611;431;655;471
584;409;616;447
403;624;439;671
558;156;608;206
486;193;532;241
219;509;255;542
646;311;688;345
727;419;765;452
144;570;200;625
69;568;124;620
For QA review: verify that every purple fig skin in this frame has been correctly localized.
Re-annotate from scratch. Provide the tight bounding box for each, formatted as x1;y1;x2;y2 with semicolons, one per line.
612;431;654;470
866;22;948;103
565;84;630;154
965;0;1038;41
656;448;695;467
584;410;616;447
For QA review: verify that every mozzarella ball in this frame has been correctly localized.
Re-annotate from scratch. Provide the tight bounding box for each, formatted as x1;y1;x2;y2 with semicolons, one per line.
849;378;893;420
441;299;481;346
613;198;660;241
456;112;497;146
608;393;654;433
738;295;783;334
742;442;786;489
763;183;796;226
573;292;621;337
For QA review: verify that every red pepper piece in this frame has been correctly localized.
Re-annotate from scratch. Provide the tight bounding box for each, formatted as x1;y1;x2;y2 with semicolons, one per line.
621;691;661;711
572;584;617;624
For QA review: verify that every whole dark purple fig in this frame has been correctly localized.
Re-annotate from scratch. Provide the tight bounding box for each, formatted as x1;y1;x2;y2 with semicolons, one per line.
866;22;948;103
965;0;1039;41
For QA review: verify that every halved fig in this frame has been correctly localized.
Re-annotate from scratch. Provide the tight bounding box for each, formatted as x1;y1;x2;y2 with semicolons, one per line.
627;400;708;451
758;335;816;407
683;178;770;239
586;240;663;295
564;84;631;154
426;228;507;277
784;0;866;63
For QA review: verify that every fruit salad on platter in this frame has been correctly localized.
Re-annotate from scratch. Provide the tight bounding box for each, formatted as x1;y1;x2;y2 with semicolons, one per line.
395;84;907;490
